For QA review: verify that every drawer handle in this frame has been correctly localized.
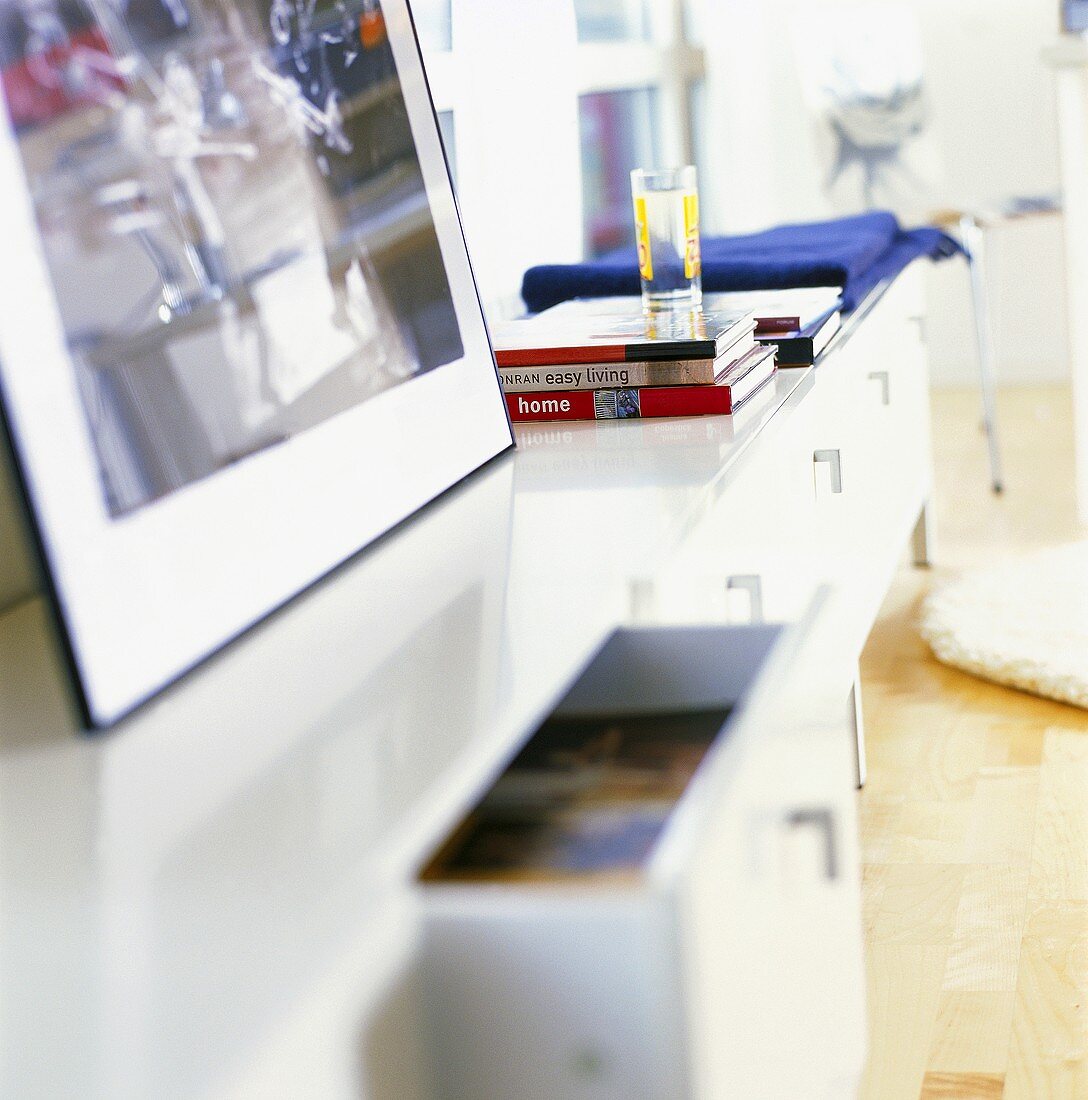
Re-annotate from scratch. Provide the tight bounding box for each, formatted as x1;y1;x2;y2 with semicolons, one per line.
726;574;764;623
868;370;890;406
813;449;843;494
787;807;840;881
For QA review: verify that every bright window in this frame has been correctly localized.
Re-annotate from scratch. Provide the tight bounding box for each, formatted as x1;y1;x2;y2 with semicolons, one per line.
579;88;660;256
411;0;452;51
411;1;706;312
574;0;652;43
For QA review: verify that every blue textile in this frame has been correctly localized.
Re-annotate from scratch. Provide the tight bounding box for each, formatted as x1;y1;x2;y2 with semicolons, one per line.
520;211;964;315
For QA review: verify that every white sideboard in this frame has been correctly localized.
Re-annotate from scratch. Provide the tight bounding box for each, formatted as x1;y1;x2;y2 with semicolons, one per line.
0;265;932;1099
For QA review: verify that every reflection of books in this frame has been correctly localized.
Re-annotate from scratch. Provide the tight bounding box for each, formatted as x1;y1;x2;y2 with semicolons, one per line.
420;708;730;883
513;417;735;493
505;345;776;423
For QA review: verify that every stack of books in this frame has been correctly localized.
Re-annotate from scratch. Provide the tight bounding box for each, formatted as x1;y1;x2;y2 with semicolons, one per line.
493;287;843;424
728;288;843;365
493;302;776;424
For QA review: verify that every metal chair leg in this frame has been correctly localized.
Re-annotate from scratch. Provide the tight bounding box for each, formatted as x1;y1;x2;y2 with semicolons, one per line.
959;214;1005;493
849;673;866;790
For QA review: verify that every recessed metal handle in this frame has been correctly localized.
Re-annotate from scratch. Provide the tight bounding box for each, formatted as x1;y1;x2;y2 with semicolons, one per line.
726;574;764;623
813;448;843;494
786;807;840;881
749;806;841;882
868;370;890;406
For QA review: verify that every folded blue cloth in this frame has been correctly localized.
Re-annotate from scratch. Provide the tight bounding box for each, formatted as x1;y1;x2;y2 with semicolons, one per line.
521;211;964;315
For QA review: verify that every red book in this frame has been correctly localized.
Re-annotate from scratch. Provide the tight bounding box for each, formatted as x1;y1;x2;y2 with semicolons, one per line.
506;346;776;423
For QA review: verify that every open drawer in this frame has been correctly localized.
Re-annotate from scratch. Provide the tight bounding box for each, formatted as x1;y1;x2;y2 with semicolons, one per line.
416;600;865;1100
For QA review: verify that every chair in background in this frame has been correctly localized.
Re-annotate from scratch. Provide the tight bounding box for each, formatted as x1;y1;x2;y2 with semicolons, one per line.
930;200;1061;494
792;1;1063;494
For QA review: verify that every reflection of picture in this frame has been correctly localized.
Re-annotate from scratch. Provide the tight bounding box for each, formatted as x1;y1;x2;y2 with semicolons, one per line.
421;709;730;882
2;0;462;517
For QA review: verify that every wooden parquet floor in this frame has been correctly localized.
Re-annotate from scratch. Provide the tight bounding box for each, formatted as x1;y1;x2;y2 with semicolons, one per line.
858;385;1088;1100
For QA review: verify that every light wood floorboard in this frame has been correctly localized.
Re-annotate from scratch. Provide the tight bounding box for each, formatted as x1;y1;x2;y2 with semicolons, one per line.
858;385;1088;1100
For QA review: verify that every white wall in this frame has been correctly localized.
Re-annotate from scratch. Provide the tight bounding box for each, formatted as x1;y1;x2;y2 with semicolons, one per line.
697;0;1069;386
448;0;584;320
916;0;1067;385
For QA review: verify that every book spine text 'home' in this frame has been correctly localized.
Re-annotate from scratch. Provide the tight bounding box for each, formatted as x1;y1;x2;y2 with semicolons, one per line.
506;386;735;422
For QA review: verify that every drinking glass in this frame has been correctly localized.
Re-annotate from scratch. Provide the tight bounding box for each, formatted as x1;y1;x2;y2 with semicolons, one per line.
630;165;702;311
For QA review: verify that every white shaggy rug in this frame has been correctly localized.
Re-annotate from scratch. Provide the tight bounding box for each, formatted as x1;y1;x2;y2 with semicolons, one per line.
920;542;1088;711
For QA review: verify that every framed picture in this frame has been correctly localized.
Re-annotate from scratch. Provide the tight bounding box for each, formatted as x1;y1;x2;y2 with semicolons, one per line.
0;0;513;727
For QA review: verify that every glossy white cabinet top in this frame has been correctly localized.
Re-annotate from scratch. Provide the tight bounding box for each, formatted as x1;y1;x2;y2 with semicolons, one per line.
0;365;817;1099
